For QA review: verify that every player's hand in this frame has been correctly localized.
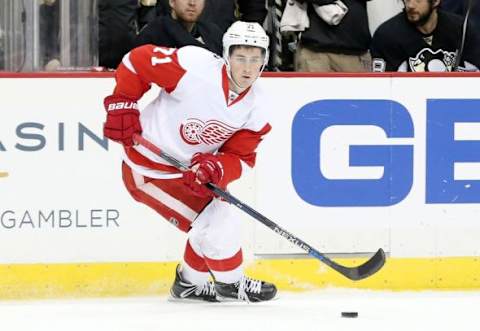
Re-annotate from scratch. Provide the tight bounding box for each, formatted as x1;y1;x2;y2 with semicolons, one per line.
182;153;224;198
182;171;215;198
190;153;224;185
103;94;142;147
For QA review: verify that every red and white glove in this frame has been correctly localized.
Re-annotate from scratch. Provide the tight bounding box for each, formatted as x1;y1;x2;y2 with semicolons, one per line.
182;153;224;198
103;94;142;147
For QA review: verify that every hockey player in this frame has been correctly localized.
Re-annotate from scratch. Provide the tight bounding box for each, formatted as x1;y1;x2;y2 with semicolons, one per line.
371;0;480;72
102;21;277;302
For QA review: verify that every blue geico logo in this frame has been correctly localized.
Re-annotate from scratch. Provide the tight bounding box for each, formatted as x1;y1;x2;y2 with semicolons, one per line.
292;99;480;206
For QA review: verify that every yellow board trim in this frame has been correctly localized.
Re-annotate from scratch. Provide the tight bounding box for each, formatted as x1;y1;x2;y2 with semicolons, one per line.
1;257;479;300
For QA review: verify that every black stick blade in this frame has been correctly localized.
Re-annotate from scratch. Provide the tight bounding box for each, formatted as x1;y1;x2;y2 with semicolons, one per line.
339;248;386;281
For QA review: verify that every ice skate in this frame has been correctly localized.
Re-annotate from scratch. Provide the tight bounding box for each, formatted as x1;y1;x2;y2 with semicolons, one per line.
170;265;218;302
215;275;277;302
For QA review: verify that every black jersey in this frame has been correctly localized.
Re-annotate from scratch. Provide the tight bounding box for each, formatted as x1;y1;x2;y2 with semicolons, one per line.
370;10;480;72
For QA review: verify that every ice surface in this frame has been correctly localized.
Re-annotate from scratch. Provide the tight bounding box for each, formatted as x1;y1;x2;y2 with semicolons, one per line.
0;289;479;331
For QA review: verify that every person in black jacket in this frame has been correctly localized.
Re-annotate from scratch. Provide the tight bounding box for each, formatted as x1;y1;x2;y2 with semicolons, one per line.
201;0;268;33
138;0;268;34
39;0;60;70
441;0;480;27
371;0;480;72
134;0;223;56
294;0;372;72
98;0;138;69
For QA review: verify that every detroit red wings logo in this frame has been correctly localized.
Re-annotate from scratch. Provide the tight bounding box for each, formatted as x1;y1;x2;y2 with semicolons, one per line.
180;118;238;145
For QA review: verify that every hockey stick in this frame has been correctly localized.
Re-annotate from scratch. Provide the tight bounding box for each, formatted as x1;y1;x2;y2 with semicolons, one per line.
453;0;474;71
132;134;386;281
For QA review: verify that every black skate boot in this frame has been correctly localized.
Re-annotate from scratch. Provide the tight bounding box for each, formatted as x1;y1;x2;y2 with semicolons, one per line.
170;264;218;302
215;275;277;302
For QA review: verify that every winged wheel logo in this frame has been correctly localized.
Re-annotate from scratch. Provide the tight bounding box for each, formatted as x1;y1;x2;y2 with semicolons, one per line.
180;119;237;145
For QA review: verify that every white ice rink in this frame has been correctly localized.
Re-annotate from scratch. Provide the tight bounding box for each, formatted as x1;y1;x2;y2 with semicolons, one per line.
1;289;479;331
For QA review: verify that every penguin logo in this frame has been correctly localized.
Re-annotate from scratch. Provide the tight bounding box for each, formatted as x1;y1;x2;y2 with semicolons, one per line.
409;48;456;72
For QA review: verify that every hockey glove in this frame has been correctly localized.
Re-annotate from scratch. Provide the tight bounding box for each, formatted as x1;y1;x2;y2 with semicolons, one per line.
103;94;142;147
182;171;215;198
191;153;224;184
182;153;224;198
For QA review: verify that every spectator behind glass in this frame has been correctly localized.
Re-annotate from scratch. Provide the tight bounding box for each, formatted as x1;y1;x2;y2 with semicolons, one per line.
134;0;223;55
294;0;372;72
137;0;268;36
371;0;480;72
201;0;268;33
39;0;60;71
441;0;480;27
0;26;4;70
98;0;138;69
137;0;170;30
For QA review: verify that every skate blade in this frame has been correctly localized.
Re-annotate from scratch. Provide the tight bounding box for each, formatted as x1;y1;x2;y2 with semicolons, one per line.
216;295;280;303
168;295;220;304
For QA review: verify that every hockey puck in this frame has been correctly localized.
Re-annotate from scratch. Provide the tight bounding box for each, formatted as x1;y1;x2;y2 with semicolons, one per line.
341;312;358;318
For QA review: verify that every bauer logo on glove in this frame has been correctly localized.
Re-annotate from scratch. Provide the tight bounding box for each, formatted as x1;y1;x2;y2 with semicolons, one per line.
103;94;142;147
106;101;138;111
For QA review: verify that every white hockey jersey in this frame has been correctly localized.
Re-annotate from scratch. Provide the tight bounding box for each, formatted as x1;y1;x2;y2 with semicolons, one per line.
112;44;271;186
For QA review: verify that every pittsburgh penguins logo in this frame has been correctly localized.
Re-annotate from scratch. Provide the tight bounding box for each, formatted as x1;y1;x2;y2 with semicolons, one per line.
408;48;456;72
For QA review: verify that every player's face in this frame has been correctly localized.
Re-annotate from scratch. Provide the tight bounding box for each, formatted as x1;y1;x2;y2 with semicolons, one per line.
228;46;265;92
403;0;437;26
170;0;205;23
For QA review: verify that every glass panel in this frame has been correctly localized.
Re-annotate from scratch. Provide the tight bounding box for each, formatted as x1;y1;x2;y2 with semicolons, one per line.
0;0;98;72
0;0;28;71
